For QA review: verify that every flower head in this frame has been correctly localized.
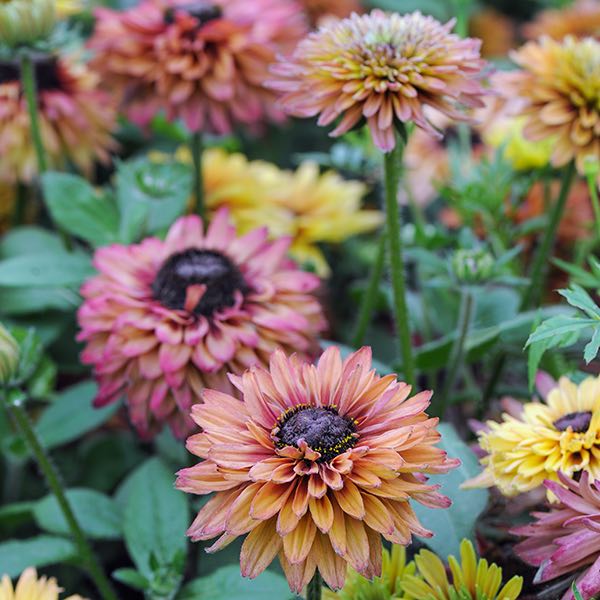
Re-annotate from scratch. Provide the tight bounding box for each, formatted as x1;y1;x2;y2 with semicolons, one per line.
401;539;523;600
467;375;600;498
0;54;117;183
524;0;600;42
77;211;325;438
88;0;306;133
300;0;363;27
322;544;416;599
513;472;600;600
509;35;600;178
268;10;486;152
0;0;55;47
0;568;85;600
176;346;459;593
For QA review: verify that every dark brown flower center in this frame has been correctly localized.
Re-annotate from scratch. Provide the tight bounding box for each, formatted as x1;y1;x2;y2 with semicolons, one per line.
553;411;593;433
152;248;248;316
0;55;62;91
275;405;357;462
164;1;223;25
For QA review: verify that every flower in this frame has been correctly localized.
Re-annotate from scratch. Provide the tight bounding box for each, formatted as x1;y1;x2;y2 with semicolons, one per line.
55;0;82;17
162;147;383;276
176;346;459;593
0;0;55;47
509;35;600;178
299;0;363;28
77;211;326;438
0;324;19;385
268;10;486;152
88;0;306;134
466;375;600;498
0;54;117;183
469;7;516;58
524;0;600;41
322;544;416;599
401;539;523;600
0;567;85;600
513;472;600;600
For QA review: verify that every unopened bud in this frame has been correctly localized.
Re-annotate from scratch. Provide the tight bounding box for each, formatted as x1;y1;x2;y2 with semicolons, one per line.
452;248;494;284
0;0;56;48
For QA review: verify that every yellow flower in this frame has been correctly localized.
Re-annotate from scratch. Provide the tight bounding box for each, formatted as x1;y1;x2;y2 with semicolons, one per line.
0;568;86;600
484;116;554;171
159;147;382;277
467;375;600;498
322;545;416;600
402;539;523;600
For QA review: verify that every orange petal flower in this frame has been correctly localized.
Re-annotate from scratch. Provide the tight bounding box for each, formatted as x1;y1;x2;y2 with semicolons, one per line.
268;10;486;152
88;0;307;133
176;346;459;592
524;0;600;42
0;54;117;183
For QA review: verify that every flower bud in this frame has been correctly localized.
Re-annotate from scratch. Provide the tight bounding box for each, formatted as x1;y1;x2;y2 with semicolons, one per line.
0;0;56;48
583;155;600;181
0;324;20;385
451;248;494;285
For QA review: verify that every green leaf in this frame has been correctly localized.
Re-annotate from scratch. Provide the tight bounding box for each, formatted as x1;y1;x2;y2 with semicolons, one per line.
122;458;190;578
34;488;122;540
112;568;149;591
41;172;120;247
559;285;600;320
0;252;94;287
527;316;595;344
412;423;488;558
0;286;81;315
177;566;293;600
35;380;119;449
0;226;64;258
0;536;76;576
585;327;600;364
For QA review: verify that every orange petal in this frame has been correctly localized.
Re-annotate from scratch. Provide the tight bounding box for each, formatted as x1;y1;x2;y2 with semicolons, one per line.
283;513;317;564
240;519;281;579
336;481;366;519
251;481;295;520
309;494;334;533
345;517;370;573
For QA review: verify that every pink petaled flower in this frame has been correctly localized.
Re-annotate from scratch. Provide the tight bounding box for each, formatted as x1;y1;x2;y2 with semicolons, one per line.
77;211;326;438
513;472;600;600
176;346;459;593
88;0;307;133
268;10;487;152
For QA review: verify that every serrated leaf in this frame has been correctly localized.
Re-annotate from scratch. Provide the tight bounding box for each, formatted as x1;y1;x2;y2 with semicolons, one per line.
585;327;600;364
559;285;600;320
0;536;76;576
34;488;122;540
412;424;488;558
526;316;595;345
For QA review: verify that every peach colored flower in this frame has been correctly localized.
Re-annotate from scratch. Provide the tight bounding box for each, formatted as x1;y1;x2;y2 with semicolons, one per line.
176;346;458;593
268;10;486;152
77;211;325;438
524;0;600;42
88;0;306;133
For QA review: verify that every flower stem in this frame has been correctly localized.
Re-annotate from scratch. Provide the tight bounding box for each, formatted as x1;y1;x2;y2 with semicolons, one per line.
20;53;47;174
351;233;386;348
586;173;600;241
190;131;205;219
306;571;322;600
520;161;576;310
383;139;416;387
437;288;475;417
3;392;119;600
11;182;27;227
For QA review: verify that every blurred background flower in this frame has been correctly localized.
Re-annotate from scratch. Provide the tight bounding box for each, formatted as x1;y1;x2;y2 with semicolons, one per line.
523;0;600;41
0;567;86;600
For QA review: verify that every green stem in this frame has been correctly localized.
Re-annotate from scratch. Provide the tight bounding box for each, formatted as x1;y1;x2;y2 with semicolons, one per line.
306;571;322;600
384;138;416;387
454;0;471;37
190;131;205;219
437;288;475;417
11;182;27;227
20;53;47;174
521;162;575;309
586;173;600;241
351;234;386;348
3;392;118;600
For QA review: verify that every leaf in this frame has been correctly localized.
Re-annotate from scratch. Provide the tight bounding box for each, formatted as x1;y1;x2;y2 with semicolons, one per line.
35;380;119;449
412;423;488;558
112;568;149;591
41;172;120;246
0;252;94;287
177;566;293;600
0;226;64;258
559;285;600;320
526;316;595;344
0;536;76;576
585;327;600;364
0;286;81;315
34;488;122;540
122;458;190;578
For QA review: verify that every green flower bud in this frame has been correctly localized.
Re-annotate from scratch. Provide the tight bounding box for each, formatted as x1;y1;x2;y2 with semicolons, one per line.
0;324;20;385
0;0;56;48
451;248;495;285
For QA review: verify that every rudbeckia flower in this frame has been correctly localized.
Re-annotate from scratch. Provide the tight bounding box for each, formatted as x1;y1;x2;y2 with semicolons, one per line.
77;211;326;438
0;568;85;600
268;10;486;152
176;346;459;593
466;375;600;498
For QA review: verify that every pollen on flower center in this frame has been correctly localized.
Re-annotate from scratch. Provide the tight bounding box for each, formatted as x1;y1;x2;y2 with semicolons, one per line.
164;1;223;25
553;411;593;433
152;248;248;316
274;405;357;462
